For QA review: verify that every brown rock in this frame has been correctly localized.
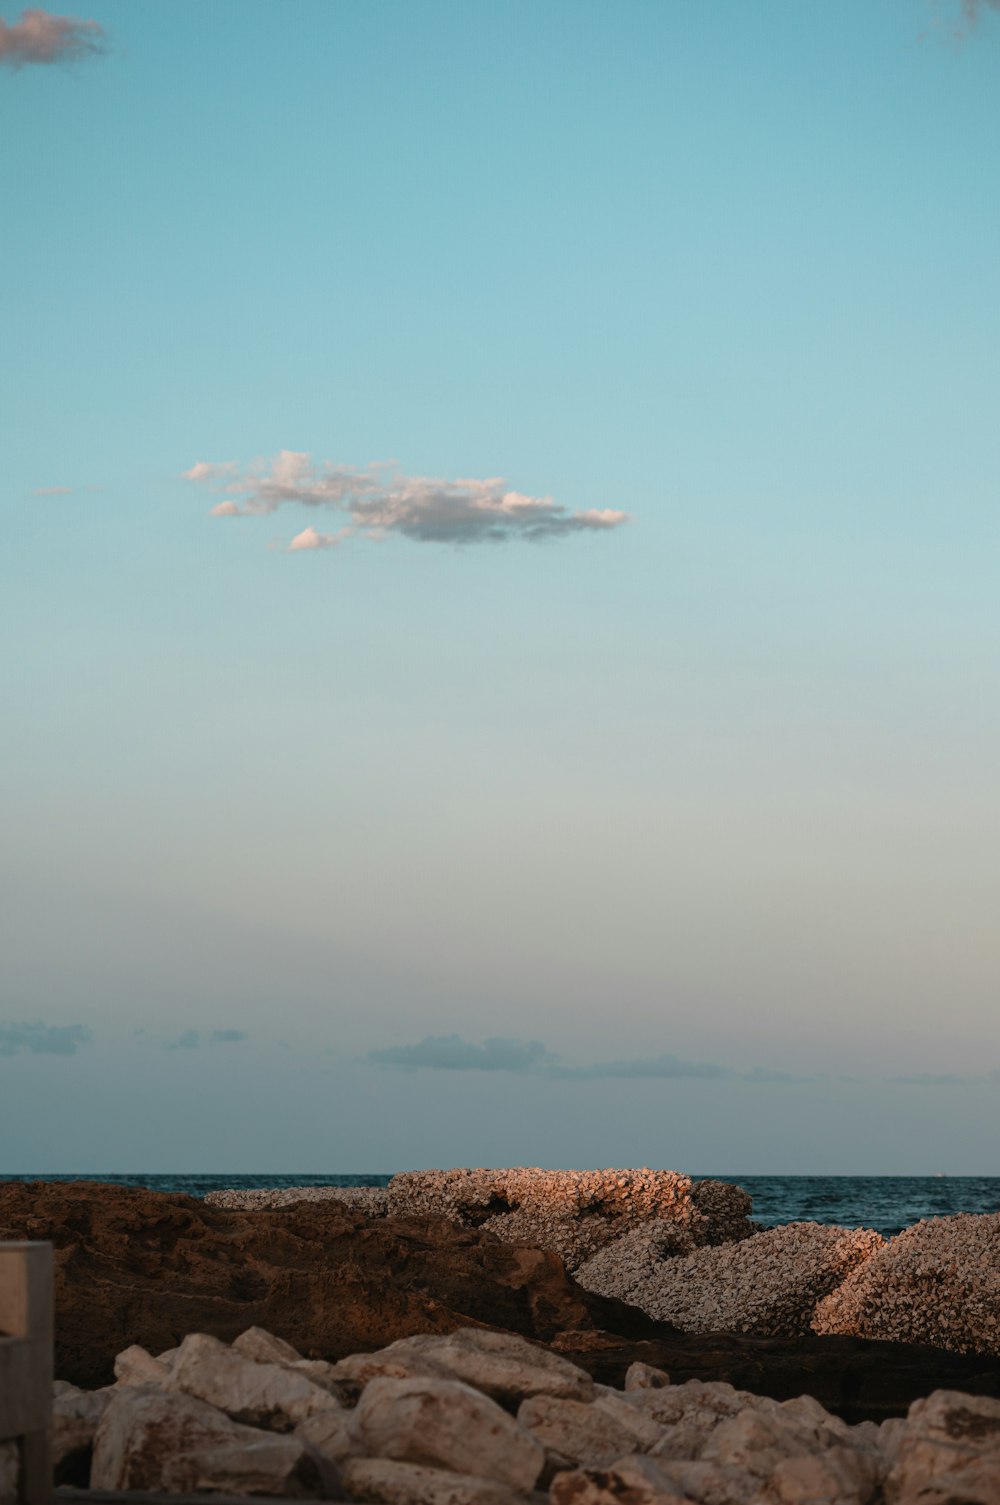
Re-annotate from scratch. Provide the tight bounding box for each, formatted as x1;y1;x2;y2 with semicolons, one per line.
0;1181;665;1389
517;1392;662;1469
549;1456;688;1505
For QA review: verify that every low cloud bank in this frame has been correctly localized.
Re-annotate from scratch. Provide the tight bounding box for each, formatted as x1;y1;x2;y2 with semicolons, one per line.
365;1034;823;1083
163;1028;248;1051
185;450;629;551
368;1034;554;1072
0;8;107;68
0;1021;92;1056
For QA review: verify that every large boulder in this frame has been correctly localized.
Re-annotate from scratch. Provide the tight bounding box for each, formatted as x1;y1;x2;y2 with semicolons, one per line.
813;1214;1000;1357
576;1221;883;1336
383;1168;754;1270
352;1375;545;1492
0;1181;668;1388
89;1385;334;1496
884;1389;1000;1504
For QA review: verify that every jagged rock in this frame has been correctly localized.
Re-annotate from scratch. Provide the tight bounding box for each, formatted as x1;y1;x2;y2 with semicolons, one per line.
647;1456;759;1504
576;1222;883;1337
52;1384;114;1486
167;1331;344;1431
234;1325;304;1365
385;1169;754;1271
813;1214;1000;1357
518;1392;663;1468
342;1457;528;1505
553;1332;1000;1426
353;1375;545;1492
759;1448;882;1504
90;1384;334;1495
114;1343;171;1387
549;1455;689;1504
295;1406;361;1465
207;1185;391;1216
884;1389;1000;1504
343;1329;595;1409
0;1180;662;1388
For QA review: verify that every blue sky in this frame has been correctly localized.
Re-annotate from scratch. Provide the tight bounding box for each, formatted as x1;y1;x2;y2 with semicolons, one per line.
2;0;1000;1173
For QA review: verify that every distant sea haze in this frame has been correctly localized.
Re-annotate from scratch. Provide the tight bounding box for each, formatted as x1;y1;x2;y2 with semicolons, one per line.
5;1174;1000;1238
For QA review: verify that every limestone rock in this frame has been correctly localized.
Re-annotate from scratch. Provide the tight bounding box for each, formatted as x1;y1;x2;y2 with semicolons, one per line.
624;1362;670;1391
518;1392;663;1468
114;1343;171;1387
342;1457;528;1505
233;1325;304;1365
548;1455;689;1505
758;1447;882;1505
167;1331;345;1431
354;1375;545;1492
295;1405;361;1465
90;1384;333;1496
647;1456;759;1504
386;1169;754;1271
884;1389;1000;1504
355;1329;595;1407
813;1214;1000;1356
577;1222;883;1337
52;1382;114;1485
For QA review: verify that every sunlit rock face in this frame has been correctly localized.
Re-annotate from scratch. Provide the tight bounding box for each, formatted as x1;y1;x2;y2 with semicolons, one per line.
384;1168;756;1271
207;1168;756;1272
812;1213;1000;1355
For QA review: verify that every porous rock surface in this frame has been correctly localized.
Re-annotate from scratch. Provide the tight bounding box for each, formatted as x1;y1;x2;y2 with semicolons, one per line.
208;1167;755;1271
0;1180;662;1388
576;1221;884;1337
812;1212;1000;1356
54;1323;1000;1505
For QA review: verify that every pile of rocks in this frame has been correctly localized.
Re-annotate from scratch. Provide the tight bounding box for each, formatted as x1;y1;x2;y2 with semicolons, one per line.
576;1222;885;1338
53;1323;1000;1504
207;1168;756;1272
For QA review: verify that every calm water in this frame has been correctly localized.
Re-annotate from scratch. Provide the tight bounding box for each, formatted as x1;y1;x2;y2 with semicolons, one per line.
6;1173;1000;1237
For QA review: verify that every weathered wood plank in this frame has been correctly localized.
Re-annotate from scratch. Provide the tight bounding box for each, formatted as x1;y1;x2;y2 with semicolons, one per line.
0;1243;54;1505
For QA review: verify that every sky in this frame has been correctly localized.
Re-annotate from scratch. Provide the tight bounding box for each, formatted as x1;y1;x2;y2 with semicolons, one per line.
2;0;1000;1175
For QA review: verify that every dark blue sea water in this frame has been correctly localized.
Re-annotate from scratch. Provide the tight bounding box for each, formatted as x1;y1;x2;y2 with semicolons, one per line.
6;1173;1000;1238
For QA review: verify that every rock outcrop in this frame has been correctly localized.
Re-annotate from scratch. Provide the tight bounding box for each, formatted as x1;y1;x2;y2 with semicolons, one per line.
207;1168;756;1270
812;1212;1000;1356
576;1222;884;1337
0;1180;667;1389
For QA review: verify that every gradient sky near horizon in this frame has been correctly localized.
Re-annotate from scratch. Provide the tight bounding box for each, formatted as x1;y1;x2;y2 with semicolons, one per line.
3;0;1000;1174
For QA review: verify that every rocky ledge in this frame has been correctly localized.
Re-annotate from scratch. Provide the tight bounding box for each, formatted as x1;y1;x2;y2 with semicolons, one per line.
54;1323;1000;1505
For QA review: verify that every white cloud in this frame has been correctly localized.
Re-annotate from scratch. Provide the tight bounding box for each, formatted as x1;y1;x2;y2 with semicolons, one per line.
186;449;631;552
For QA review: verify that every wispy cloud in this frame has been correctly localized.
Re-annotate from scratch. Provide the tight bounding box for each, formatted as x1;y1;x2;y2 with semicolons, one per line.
0;8;108;68
891;1069;1000;1086
33;485;74;497
185;450;630;552
959;0;1000;26
549;1051;738;1082
163;1028;249;1050
365;1034;825;1083
0;1021;93;1056
368;1034;555;1072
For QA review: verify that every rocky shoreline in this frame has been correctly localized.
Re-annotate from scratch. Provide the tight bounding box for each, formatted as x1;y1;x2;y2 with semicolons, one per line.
4;1169;1000;1503
52;1323;1000;1504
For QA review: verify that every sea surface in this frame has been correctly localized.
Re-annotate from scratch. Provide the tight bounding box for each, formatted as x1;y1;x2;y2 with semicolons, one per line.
6;1173;1000;1237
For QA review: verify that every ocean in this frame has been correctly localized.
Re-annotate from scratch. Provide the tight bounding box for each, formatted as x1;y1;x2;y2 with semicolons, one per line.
6;1173;1000;1238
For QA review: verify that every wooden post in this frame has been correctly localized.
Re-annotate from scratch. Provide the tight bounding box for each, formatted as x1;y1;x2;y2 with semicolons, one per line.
0;1243;53;1505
